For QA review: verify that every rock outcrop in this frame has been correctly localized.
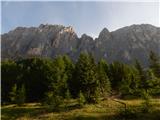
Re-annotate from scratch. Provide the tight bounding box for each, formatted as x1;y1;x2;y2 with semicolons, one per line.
2;24;160;66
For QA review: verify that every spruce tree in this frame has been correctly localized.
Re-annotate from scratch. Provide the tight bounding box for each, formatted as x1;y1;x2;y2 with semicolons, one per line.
51;56;68;97
10;84;26;106
65;89;71;100
134;59;147;91
149;51;160;78
10;84;17;104
78;91;86;107
108;61;129;90
17;84;26;106
97;59;111;97
45;56;69;110
74;52;99;103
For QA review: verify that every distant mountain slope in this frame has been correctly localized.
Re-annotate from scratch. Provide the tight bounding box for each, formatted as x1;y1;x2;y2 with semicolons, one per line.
2;24;160;66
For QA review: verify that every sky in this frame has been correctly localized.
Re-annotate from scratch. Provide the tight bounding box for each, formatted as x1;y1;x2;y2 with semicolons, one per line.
1;0;160;38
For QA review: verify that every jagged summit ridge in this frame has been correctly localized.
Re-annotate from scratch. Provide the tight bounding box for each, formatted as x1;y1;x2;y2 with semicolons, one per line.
2;24;160;66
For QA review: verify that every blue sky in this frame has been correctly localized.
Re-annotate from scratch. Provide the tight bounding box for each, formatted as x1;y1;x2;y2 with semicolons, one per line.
1;1;159;38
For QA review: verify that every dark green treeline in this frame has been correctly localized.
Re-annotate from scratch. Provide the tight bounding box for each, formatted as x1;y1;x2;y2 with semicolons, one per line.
1;51;160;105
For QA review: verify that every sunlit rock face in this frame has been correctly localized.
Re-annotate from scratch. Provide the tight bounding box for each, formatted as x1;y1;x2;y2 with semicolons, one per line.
2;24;79;59
2;24;160;66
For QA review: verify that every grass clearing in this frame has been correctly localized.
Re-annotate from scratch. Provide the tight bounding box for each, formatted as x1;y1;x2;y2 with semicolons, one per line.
1;98;160;120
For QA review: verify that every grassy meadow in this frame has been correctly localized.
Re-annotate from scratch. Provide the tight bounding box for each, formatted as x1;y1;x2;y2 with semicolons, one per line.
2;98;160;120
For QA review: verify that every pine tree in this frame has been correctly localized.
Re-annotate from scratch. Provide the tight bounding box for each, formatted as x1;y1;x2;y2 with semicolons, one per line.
97;59;111;97
45;92;63;111
134;59;147;91
108;61;129;91
51;56;68;97
10;84;17;103
74;52;99;103
149;51;160;78
78;91;86;107
65;89;71;100
62;55;75;97
17;84;26;106
119;66;140;97
10;84;26;106
2;60;19;103
44;56;69;110
145;69;160;95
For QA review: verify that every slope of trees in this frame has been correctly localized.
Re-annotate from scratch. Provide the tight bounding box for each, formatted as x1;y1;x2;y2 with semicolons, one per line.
1;51;160;106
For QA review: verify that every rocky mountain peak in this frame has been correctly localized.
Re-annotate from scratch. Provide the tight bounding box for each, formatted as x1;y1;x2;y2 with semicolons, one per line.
1;24;160;66
81;34;93;40
99;28;110;37
95;28;111;45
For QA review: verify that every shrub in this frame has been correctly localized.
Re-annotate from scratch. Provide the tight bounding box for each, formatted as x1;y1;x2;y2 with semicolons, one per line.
10;84;26;106
140;90;153;113
78;91;86;107
45;92;63;112
119;106;137;119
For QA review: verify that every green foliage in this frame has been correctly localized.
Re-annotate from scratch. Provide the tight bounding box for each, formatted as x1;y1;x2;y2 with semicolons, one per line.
119;66;140;97
45;92;63;111
119;107;137;119
149;51;160;78
78;91;86;107
44;55;74;110
10;84;17;103
50;56;68;97
65;89;71;100
17;84;26;106
97;59;111;97
108;61;141;97
62;55;75;97
10;84;26;106
108;62;129;90
1;60;20;103
74;53;99;103
140;91;153;113
16;58;55;102
2;52;160;105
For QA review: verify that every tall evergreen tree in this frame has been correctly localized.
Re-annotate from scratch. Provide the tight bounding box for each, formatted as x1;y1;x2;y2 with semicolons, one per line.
17;84;26;106
108;61;128;90
97;59;111;97
1;60;19;103
74;52;99;103
145;69;160;95
62;55;75;97
119;66;140;96
134;59;147;90
149;51;160;78
10;84;26;106
50;56;68;97
16;58;54;102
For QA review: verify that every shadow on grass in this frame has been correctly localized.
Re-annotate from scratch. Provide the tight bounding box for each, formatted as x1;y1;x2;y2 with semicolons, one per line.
1;104;81;120
2;104;160;120
67;109;160;120
1;107;47;120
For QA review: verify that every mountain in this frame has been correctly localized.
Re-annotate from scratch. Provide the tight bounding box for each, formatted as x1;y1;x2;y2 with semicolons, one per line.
2;24;160;66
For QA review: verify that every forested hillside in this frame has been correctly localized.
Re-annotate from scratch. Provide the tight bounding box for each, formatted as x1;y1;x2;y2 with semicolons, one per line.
2;51;160;105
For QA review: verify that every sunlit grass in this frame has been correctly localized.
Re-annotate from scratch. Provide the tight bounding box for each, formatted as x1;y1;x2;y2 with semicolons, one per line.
1;98;160;120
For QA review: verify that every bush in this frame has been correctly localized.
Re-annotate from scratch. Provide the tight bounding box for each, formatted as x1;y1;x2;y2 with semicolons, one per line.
45;92;63;112
78;91;86;107
119;106;138;119
10;84;26;106
65;89;71;100
17;85;26;106
140;90;153;113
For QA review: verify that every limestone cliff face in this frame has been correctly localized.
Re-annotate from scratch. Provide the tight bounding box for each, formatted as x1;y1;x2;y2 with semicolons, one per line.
95;24;160;65
2;24;160;66
2;24;78;59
